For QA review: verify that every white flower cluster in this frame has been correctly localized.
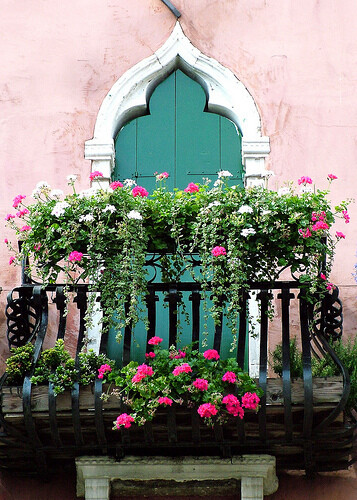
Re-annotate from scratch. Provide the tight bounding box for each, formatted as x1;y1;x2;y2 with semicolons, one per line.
103;205;116;213
238;205;253;214
241;228;256;237
124;179;136;188
79;214;94;223
217;170;233;178
51;201;70;217
127;210;142;220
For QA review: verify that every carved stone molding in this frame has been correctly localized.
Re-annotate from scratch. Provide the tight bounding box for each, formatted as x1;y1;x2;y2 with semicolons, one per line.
76;455;279;500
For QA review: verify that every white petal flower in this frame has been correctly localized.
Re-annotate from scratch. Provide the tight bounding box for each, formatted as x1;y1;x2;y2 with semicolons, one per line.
217;170;233;178
36;181;50;189
241;228;256;237
103;205;116;213
214;179;223;187
79;214;94;222
124;178;136;187
67;174;77;182
238;205;253;214
50;189;64;199
51;201;70;217
79;187;97;198
278;187;290;196
32;188;41;199
127;210;142;220
262;210;272;216
207;201;221;209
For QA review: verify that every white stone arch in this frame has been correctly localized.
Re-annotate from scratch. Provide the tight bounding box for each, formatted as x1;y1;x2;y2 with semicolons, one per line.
85;22;270;187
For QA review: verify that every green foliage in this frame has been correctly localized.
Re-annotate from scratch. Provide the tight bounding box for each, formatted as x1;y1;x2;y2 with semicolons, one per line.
5;343;35;385
107;343;263;427
5;340;114;396
271;336;357;410
5;174;350;340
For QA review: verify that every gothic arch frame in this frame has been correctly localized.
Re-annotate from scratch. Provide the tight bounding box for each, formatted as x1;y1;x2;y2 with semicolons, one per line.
85;22;270;187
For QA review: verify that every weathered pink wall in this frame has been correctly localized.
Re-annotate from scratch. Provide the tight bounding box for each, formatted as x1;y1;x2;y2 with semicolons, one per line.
1;0;357;497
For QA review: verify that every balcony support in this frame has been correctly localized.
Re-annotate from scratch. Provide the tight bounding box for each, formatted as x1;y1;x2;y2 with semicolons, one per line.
76;455;278;500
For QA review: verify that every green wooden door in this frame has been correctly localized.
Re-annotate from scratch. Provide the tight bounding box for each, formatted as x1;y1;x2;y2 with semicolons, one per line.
109;70;247;364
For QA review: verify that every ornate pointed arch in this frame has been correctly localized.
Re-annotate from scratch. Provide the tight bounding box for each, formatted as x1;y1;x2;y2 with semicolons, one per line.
85;22;270;187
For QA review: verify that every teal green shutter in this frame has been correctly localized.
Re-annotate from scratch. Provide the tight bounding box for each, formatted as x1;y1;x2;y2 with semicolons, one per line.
110;70;247;365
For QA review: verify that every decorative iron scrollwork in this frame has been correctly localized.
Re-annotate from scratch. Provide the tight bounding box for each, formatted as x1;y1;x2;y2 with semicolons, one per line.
312;286;343;342
5;289;40;348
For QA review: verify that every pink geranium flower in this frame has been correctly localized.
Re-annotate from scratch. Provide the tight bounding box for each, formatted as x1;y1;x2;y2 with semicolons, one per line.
34;243;41;251
115;413;135;429
16;208;29;218
197;403;218;418
89;171;103;181
19;225;31;232
172;363;192;376
12;194;26;208
158;396;173;406
156;172;169;180
5;214;15;221
9;256;15;265
327;282;335;291
148;336;163;345
335;231;346;239
222;394;244;418
312;220;329;232
222;371;237;383
110;181;123;190
320;273;326;280
328;174;338;180
145;352;156;359
174;350;186;359
184;182;199;193
211;246;227;257
98;364;112;379
132;186;149;197
203;349;220;361
298;228;312;239
342;210;350;223
241;392;260;410
193;378;209;391
297;176;312;185
68;251;83;262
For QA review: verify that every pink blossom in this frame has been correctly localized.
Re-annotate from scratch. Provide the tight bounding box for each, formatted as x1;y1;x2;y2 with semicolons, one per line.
193;378;209;391
211;246;227;257
203;349;220;361
98;364;112;379
132;373;145;383
241;392;260;410
158;396;173;406
5;214;15;221
342;210;350;223
222;394;244;418
184;182;199;193
4;239;8;244
172;363;192;376
297;176;312;185
115;413;135;429
9;256;15;265
137;364;154;377
148;336;163;345
16;208;29;218
328;174;338;180
327;282;335;291
19;225;31;232
222;371;237;383
298;228;312;239
320;273;326;280
34;243;41;251
174;350;186;359
156;172;169;180
89;171;103;181
132;186;149;197
336;231;346;239
312;220;329;231
197;403;218;418
110;181;124;190
68;251;83;262
145;352;156;359
12;195;26;208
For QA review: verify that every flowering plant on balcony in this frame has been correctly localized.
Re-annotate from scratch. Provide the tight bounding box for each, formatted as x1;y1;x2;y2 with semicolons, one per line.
5;172;350;340
101;337;262;429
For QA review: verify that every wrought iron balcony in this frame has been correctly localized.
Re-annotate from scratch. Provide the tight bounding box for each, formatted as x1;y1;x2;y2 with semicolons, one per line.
0;278;354;477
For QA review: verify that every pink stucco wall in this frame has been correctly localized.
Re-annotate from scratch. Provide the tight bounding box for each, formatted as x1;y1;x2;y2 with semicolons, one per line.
1;1;357;497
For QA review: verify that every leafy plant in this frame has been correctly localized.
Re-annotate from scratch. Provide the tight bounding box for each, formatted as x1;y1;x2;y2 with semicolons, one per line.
107;337;263;429
5;343;35;385
5;173;350;343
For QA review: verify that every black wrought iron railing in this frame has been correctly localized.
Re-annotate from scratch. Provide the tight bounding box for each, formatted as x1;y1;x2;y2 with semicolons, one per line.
0;278;354;476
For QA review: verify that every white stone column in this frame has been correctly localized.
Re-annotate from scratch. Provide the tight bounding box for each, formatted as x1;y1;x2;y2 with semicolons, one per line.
84;478;110;500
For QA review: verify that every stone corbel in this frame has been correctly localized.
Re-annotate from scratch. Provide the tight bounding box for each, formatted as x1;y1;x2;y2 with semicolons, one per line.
76;455;279;500
242;137;271;188
85;140;115;187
